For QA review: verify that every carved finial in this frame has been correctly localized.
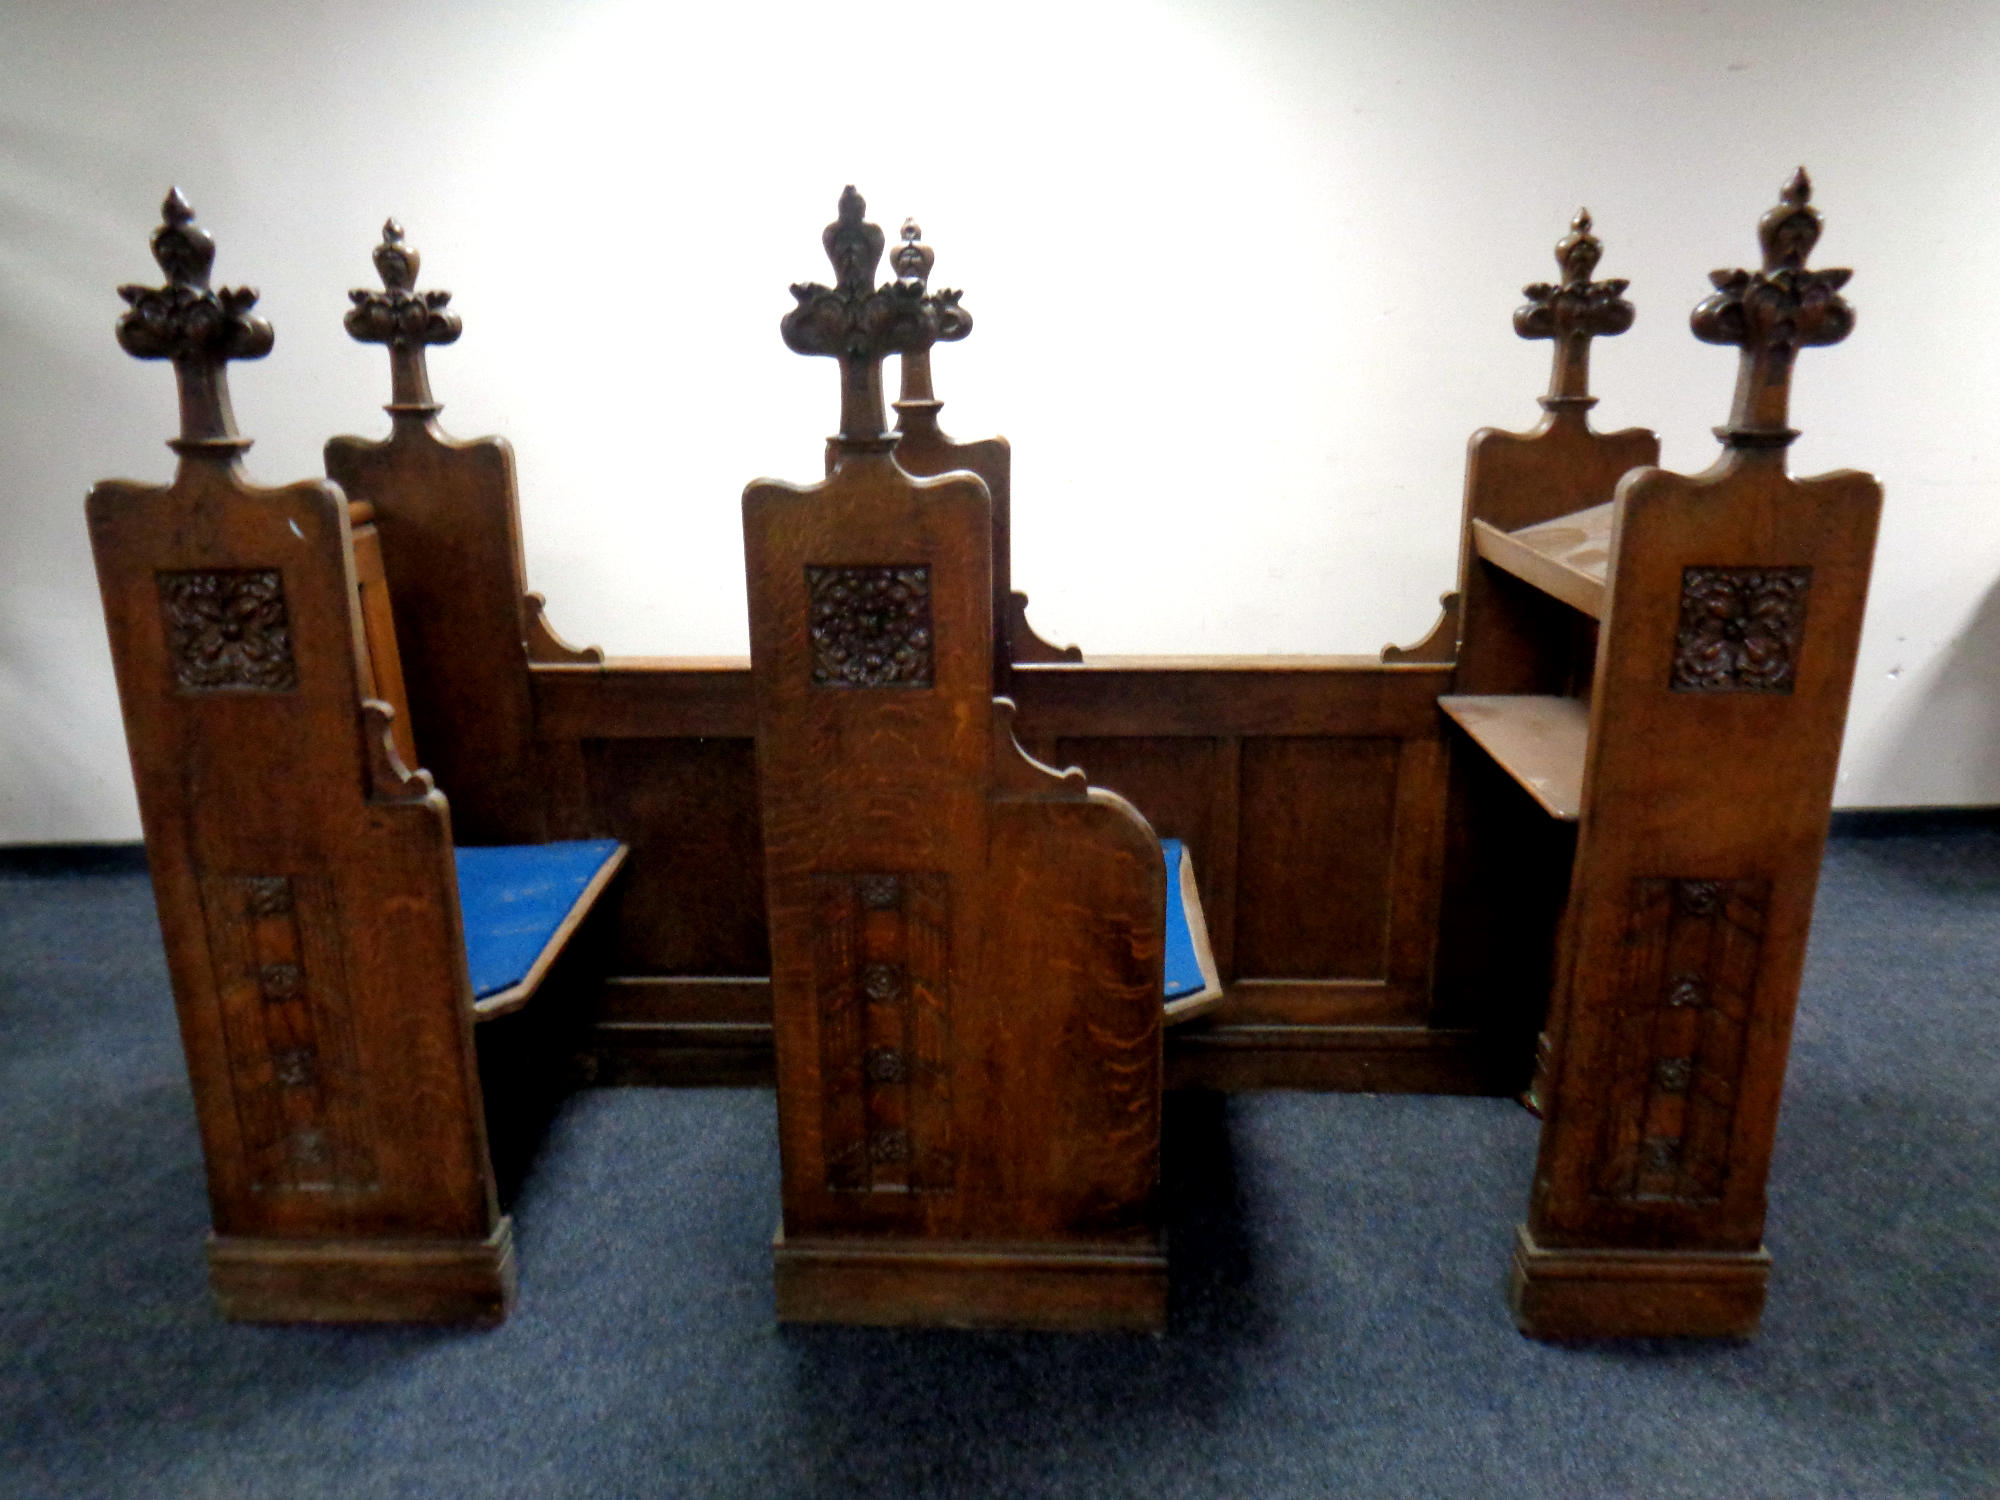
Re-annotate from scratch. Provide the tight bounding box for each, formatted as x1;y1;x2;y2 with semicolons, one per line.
889;217;973;419
346;218;461;415
783;186;935;449
116;190;273;457
892;219;934;284
1691;168;1853;448
1514;207;1633;407
374;219;416;290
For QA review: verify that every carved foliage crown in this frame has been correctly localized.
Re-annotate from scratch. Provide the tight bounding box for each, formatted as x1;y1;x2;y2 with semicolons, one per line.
782;187;934;366
345;219;461;347
1514;209;1634;344
117;189;273;365
892;219;972;345
1691;169;1853;360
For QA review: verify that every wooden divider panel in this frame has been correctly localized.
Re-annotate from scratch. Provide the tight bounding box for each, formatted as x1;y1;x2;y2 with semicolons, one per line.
749;191;1163;1324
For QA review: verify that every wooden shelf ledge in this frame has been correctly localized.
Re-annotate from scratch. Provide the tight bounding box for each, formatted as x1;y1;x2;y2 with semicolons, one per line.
1471;501;1613;618
1439;694;1589;820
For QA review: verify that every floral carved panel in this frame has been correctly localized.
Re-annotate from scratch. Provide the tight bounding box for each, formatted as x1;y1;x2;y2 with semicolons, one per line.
1671;566;1811;693
157;568;297;691
806;565;934;687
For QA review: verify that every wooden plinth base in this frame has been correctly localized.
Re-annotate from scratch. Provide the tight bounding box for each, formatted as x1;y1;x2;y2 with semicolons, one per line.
208;1219;517;1325
773;1229;1168;1333
1508;1224;1769;1339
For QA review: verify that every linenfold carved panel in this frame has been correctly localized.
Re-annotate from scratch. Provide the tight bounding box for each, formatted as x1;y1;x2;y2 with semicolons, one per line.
811;872;953;1194
200;873;376;1193
806;566;933;687
1672;567;1811;693
158;569;298;691
1593;877;1768;1204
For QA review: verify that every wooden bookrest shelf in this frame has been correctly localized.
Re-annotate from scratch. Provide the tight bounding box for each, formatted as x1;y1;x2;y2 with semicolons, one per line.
1471;500;1614;619
1437;695;1588;820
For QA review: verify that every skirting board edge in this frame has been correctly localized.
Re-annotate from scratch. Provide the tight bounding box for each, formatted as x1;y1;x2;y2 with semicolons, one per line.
207;1218;517;1326
1508;1223;1770;1340
773;1228;1168;1334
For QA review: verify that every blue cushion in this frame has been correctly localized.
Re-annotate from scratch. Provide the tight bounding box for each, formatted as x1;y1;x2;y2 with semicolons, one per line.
454;840;623;1000
1160;839;1212;1001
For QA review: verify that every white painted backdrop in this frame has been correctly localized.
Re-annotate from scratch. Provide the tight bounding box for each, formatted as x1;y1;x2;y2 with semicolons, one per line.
5;0;1998;842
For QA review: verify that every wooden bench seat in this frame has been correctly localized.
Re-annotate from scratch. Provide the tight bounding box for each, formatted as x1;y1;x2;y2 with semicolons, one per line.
458;840;630;1016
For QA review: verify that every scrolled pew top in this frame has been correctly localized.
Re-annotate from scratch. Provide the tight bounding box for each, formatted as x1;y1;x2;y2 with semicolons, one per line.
1513;207;1634;408
1692;167;1855;451
346;218;461;415
116;188;273;457
782;186;965;451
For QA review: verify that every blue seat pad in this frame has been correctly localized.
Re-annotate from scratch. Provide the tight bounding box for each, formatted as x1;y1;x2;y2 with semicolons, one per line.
1160;839;1211;1001
454;839;623;1000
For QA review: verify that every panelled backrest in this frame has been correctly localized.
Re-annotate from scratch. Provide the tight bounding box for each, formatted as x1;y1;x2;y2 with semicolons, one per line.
749;190;1164;1246
88;193;497;1246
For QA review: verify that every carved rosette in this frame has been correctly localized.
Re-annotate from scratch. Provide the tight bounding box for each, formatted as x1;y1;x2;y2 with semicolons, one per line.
1672;566;1811;693
806;565;934;687
1691;169;1854;445
117;190;273;450
1515;210;1633;404
783;187;938;443
157;569;298;691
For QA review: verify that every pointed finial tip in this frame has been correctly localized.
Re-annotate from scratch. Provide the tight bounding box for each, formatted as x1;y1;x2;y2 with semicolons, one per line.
902;218;921;242
163;187;193;225
381;218;404;244
1574;208;1592;232
1784;167;1811;205
838;184;865;219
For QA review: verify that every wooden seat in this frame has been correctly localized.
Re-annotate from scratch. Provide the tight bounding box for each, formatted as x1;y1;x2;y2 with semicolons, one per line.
87;192;625;1326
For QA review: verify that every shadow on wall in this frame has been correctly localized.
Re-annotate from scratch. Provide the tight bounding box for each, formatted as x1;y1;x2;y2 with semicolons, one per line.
1870;574;2000;806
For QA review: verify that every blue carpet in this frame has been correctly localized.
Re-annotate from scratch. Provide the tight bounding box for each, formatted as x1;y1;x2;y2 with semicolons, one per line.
0;829;1994;1498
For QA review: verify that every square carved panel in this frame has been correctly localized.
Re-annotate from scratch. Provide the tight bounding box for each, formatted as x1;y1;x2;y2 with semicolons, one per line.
806;565;933;688
1671;566;1810;694
157;568;298;691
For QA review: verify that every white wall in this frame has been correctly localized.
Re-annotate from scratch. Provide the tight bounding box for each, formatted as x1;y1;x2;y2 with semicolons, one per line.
4;0;1998;842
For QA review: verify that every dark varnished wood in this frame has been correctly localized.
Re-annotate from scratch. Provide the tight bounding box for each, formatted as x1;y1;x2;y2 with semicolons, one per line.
1462;175;1880;1339
1433;207;1657;1066
747;190;1167;1329
90;196;620;1324
325;220;584;846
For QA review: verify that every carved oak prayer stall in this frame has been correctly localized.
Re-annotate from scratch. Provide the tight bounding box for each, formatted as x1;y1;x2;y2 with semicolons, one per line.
1435;173;1880;1337
87;194;625;1324
746;189;1171;1330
